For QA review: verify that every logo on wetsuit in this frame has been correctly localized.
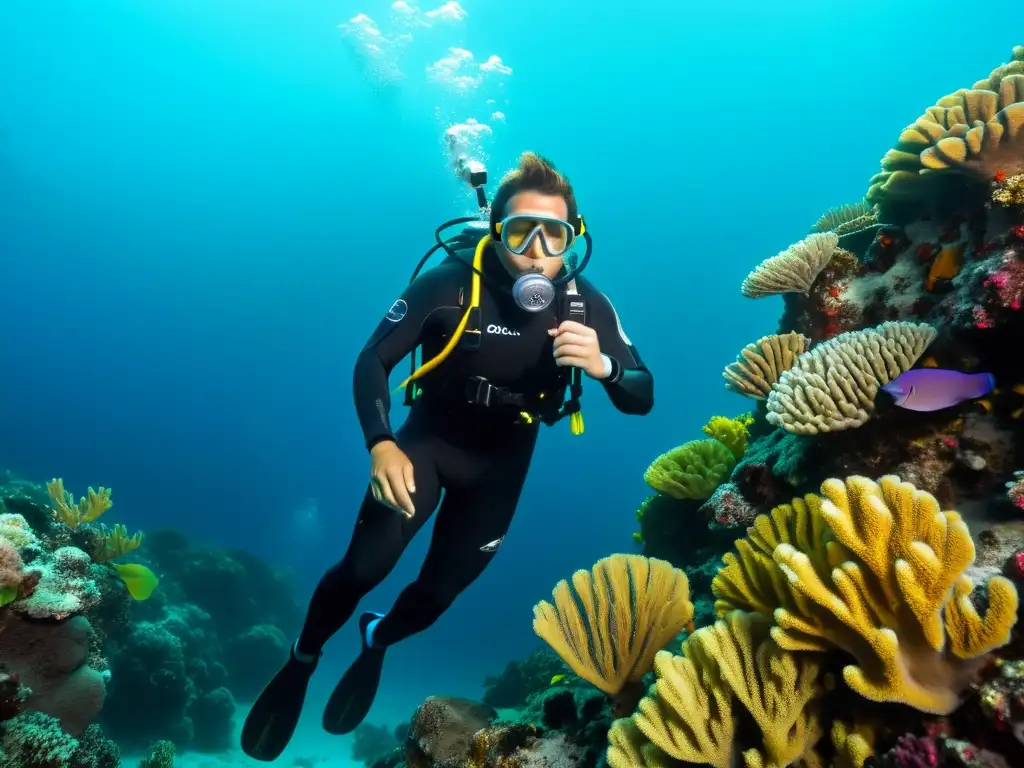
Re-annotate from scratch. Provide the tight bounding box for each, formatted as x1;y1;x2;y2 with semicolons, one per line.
386;299;408;323
486;324;520;336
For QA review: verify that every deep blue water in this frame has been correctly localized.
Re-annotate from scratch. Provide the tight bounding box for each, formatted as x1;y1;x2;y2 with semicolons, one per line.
2;0;1022;740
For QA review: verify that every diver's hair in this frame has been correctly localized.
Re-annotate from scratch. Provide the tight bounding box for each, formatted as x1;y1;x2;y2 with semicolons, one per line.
489;152;579;235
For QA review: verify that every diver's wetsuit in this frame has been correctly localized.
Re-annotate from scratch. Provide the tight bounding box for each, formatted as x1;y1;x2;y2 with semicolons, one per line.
297;244;654;655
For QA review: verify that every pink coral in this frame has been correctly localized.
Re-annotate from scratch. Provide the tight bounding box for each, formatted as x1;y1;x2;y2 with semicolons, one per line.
886;734;940;767
698;482;759;528
0;535;25;592
983;251;1024;311
1008;471;1024;510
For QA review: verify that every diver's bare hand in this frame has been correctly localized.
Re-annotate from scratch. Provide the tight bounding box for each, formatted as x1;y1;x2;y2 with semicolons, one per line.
370;440;416;518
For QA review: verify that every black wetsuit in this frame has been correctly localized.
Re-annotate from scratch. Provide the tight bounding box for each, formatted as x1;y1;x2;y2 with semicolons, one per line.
296;244;653;654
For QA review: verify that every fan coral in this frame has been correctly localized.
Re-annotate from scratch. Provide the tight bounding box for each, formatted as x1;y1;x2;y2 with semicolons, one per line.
812;201;874;235
532;555;693;700
765;321;936;434
741;232;839;298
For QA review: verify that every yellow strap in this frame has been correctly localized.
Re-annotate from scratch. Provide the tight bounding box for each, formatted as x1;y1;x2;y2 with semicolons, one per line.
396;234;489;391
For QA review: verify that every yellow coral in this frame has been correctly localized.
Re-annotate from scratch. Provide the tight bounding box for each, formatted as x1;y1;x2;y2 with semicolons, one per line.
702;413;754;460
633;647;735;767
533;554;693;696
644;439;736;500
93;523;144;563
619;611;822;768
830;720;876;768
992;172;1024;206
47;478;112;529
712;475;1019;714
607;719;667;768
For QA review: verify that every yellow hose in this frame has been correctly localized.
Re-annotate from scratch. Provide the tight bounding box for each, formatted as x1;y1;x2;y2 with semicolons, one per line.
397;234;488;391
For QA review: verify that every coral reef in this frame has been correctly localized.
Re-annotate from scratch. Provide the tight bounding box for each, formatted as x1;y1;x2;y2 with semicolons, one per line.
0;472;304;762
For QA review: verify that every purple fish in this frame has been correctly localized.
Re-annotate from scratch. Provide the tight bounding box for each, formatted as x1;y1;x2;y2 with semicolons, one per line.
881;369;995;412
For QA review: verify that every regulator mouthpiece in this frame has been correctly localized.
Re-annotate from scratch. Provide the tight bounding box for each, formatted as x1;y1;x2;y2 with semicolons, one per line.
512;272;556;312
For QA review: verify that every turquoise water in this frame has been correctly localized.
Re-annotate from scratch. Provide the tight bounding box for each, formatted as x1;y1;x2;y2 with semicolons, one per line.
2;0;1023;763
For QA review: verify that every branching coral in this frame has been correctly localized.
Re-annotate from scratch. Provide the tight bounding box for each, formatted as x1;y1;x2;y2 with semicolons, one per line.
47;478;111;529
712;475;1019;714
765;321;936;435
532;554;693;698
607;611;823;768
741;232;839;298
830;720;876;768
866;47;1024;215
724;332;811;400
644;438;737;500
92;523;144;563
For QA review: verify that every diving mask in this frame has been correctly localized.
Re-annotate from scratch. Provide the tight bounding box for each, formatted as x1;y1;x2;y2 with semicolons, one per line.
496;214;576;257
492;214;588;312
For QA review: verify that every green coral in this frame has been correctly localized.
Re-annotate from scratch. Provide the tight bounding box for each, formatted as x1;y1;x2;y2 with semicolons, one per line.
644;439;736;500
0;711;122;768
701;414;753;460
139;741;175;768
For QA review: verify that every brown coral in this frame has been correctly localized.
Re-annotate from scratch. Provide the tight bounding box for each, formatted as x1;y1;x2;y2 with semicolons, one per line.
723;332;810;400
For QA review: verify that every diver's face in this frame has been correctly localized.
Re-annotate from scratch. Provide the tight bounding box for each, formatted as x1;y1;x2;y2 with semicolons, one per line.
495;191;568;281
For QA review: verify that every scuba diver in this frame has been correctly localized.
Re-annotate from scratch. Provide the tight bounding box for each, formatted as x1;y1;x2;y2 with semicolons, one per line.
241;151;654;761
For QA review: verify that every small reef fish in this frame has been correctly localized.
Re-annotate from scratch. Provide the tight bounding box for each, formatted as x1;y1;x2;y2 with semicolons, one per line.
882;369;995;412
550;674;565;685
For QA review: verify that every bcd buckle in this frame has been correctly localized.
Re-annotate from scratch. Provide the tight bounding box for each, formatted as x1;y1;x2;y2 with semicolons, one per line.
466;376;496;407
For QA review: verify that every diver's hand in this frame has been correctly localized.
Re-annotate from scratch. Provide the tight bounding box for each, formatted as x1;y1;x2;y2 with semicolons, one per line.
369;440;416;518
549;320;606;379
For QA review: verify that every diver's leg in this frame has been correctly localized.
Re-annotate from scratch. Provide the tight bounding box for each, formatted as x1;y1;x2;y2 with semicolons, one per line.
241;425;441;760
322;434;535;735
